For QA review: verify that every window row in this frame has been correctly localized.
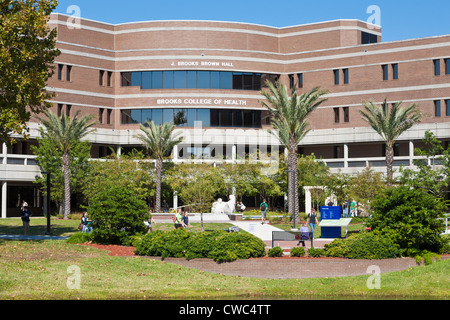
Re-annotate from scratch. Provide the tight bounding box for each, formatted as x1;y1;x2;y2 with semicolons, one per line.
99;108;112;125
57;104;72;117
120;108;263;128
120;71;279;90
433;58;450;76
99;70;113;87
333;107;350;123
57;64;72;82
434;100;450;117
382;63;398;80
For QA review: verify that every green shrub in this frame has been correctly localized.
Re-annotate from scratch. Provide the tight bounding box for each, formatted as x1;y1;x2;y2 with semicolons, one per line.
290;247;305;257
134;229;266;262
66;232;93;244
267;246;284;257
324;232;401;259
368;186;447;254
307;247;325;257
88;184;148;245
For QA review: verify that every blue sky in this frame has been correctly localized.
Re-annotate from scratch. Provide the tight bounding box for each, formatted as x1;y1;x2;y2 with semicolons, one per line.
54;0;450;42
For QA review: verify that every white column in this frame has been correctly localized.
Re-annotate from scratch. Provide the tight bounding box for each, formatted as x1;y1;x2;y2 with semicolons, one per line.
173;191;178;211
173;145;178;162
344;144;349;168
409;140;414;166
304;186;312;215
2;181;7;219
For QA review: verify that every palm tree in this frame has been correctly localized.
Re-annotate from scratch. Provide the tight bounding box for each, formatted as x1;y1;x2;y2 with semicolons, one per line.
360;99;422;184
136;121;183;213
39;110;96;219
261;81;328;219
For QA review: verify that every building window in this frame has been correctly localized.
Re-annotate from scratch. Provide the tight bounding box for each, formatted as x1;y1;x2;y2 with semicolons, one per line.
57;104;63;117
333;108;340;123
382;65;388;80
289;74;295;89
66;65;72;82
66;105;72;117
343;69;349;84
107;109;112;124
297;73;303;88
445;59;450;75
121;70;278;91
361;31;378;44
121;108;262;128
99;70;104;86
435;100;441;117
333;70;339;85
99;108;104;124
434;59;441;76
58;64;64;81
446;100;450;116
333;146;341;159
392;64;399;80
107;72;112;87
343;107;350;122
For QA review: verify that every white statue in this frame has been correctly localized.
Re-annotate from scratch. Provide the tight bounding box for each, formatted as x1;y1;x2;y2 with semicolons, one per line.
211;195;236;214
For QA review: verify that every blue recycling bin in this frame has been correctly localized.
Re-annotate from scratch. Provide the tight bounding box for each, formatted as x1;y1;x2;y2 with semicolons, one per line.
320;206;341;238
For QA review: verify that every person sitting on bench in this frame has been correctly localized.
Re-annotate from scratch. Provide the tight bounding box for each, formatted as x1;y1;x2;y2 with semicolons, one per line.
298;222;310;246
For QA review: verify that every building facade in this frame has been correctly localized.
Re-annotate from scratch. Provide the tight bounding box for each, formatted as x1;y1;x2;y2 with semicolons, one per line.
1;13;449;217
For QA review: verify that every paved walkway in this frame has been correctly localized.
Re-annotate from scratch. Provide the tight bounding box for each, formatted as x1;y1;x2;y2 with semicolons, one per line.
0;234;69;241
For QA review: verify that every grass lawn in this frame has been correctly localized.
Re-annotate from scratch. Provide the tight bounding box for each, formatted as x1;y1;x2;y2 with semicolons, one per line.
0;217;448;300
0;239;449;300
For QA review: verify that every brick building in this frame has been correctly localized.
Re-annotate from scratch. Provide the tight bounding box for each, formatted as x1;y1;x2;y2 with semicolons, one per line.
1;13;449;217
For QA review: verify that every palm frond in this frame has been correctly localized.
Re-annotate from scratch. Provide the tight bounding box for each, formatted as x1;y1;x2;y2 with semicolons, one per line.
261;81;328;149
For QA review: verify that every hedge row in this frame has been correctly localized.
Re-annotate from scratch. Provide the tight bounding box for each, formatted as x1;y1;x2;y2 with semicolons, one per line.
133;228;266;263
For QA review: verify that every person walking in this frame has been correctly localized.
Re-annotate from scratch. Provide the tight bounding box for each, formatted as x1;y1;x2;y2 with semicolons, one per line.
20;202;32;236
308;208;319;239
260;199;268;224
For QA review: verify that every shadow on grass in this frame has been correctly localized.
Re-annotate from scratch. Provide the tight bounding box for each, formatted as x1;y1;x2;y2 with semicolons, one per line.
0;221;78;237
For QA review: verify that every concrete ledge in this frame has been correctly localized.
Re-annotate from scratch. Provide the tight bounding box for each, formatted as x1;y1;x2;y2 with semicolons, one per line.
228;214;243;221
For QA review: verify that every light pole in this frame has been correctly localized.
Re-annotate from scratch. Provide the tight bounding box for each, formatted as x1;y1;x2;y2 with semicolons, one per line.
42;172;51;235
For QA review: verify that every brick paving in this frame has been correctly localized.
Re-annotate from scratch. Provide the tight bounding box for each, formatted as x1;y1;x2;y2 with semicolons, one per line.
144;256;449;279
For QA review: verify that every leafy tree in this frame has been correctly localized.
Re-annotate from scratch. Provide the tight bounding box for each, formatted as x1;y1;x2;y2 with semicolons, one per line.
82;152;155;206
261;81;327;217
0;0;60;144
345;166;388;215
368;186;447;255
31;134;91;214
88;183;148;245
400;130;450;198
38;110;95;219
135;121;182;213
167;163;221;230
360;99;422;184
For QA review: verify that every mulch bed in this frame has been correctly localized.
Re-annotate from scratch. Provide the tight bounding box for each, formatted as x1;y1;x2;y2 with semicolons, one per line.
79;243;136;257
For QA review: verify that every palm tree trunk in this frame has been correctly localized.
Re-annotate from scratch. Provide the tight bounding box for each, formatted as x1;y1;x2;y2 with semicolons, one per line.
155;158;163;213
62;151;71;219
386;144;394;185
288;139;299;223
